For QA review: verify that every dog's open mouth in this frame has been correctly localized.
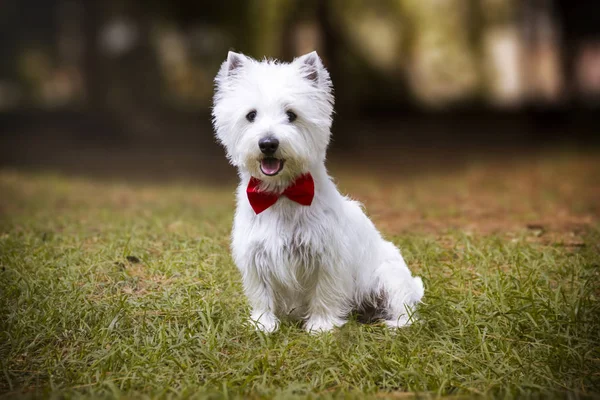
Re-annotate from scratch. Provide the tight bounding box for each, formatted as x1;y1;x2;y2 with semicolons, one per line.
260;158;284;176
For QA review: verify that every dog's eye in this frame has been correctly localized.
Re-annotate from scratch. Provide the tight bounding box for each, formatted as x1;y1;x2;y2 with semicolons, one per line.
286;110;297;123
246;110;257;122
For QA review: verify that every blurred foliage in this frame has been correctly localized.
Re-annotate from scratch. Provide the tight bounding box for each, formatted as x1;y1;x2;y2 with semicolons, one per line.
0;0;597;112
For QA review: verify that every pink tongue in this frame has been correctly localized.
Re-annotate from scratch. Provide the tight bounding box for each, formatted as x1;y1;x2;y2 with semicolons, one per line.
260;158;281;175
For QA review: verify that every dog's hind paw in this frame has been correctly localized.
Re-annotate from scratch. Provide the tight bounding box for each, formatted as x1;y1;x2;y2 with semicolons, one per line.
383;315;413;329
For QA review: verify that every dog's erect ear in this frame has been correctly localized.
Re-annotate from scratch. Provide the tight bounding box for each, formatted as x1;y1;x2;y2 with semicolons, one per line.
226;51;247;75
295;51;324;85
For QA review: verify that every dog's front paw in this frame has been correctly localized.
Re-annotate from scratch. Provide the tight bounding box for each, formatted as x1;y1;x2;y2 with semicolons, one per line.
250;311;279;333
305;316;345;333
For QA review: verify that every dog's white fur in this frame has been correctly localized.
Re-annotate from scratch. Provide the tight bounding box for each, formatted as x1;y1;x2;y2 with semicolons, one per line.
212;51;424;333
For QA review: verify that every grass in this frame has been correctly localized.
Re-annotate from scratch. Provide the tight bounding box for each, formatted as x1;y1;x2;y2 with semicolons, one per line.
1;150;599;398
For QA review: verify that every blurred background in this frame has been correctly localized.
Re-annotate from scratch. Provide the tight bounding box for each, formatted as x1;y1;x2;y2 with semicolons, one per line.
0;0;598;183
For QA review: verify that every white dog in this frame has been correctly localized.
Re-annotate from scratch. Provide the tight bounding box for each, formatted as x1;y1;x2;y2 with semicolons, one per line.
212;51;424;333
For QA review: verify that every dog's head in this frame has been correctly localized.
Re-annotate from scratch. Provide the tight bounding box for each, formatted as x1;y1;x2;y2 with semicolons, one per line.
212;51;334;188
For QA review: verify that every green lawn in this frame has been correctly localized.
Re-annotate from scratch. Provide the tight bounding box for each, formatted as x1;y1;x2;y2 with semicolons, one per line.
1;151;599;398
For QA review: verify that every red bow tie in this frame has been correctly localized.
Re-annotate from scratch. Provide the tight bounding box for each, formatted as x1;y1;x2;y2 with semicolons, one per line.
247;173;314;214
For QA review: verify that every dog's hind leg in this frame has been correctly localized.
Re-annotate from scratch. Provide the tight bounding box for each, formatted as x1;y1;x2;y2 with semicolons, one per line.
371;247;424;328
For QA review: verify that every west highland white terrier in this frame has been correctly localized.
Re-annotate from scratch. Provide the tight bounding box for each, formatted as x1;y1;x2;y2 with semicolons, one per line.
212;51;424;333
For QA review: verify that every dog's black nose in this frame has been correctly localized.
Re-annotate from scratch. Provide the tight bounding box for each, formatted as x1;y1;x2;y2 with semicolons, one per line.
259;136;279;155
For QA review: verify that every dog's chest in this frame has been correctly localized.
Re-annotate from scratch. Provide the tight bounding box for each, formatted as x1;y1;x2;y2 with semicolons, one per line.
255;219;320;266
248;206;330;280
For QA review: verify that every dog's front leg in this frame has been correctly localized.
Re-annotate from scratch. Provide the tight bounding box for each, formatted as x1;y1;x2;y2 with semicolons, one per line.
241;266;279;333
305;268;349;333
